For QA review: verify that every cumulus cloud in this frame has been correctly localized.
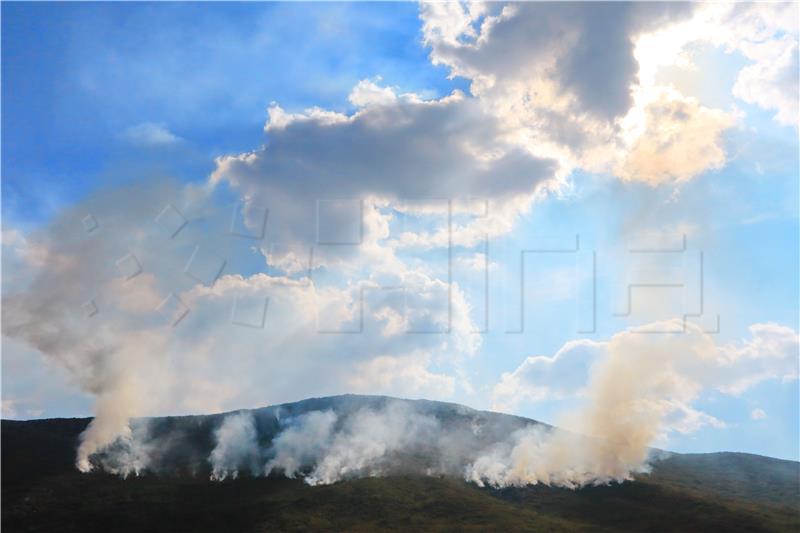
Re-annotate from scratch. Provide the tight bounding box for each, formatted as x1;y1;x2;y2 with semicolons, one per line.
615;88;736;184
492;340;606;410
212;84;561;256
426;2;692;114
204;1;792;276
348;78;400;107
420;1;797;184
346;351;457;398
420;1;714;178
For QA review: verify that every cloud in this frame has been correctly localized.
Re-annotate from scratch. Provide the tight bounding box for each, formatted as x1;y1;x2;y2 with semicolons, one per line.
348;78;399;107
422;2;691;120
633;2;798;127
346;351;457;398
714;322;800;394
121;122;182;146
420;1;716;180
723;3;799;127
3;2;795;477
213;84;561;255
615;88;736;184
492;340;606;410
419;1;798;184
750;408;767;421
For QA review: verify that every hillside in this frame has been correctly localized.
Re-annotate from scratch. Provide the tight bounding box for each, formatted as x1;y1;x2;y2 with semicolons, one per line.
2;395;798;532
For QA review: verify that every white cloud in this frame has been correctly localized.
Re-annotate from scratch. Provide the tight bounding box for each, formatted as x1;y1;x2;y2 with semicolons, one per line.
121;122;182;146
346;351;456;398
750;408;767;420
492;340;606;410
723;3;799;127
213;85;562;259
633;2;798;127
348;78;399;107
615;87;736;184
420;1;797;185
420;1;716;181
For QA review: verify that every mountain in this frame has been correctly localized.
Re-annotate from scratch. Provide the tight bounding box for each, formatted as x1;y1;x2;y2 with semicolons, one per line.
3;394;798;532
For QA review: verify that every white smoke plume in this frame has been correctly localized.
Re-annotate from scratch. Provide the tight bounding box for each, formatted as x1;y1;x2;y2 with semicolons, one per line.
210;411;261;481
217;397;656;488
465;425;652;489
304;402;441;485
265;410;337;479
262;402;447;485
0;179;261;472
90;419;155;479
1;182;183;472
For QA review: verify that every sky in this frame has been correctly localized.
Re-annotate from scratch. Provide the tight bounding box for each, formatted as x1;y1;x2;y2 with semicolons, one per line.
2;2;799;463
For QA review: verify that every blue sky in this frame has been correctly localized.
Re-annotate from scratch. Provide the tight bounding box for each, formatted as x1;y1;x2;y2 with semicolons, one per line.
2;1;799;466
3;2;466;225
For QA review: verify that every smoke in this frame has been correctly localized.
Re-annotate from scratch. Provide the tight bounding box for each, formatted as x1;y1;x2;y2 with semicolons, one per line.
302;402;441;485
1;180;225;472
205;398;657;488
468;321;783;488
265;410;337;479
75;317;795;489
217;402;446;484
89;419;155;478
465;425;653;489
5;176;794;486
209;411;261;481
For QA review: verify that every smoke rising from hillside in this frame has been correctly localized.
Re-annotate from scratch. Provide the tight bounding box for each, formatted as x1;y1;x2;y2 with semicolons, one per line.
87;319;800;489
210;411;261;480
203;397;657;487
4;184;796;487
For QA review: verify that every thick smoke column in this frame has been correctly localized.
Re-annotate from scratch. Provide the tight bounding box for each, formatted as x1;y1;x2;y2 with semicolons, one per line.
1;181;206;471
467;322;734;487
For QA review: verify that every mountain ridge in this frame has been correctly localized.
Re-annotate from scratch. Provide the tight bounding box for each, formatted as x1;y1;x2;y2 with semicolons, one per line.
3;394;799;532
